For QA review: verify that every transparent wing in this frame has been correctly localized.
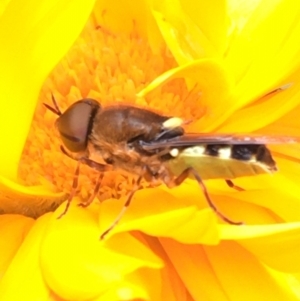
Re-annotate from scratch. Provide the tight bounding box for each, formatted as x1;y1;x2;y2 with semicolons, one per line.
140;133;300;151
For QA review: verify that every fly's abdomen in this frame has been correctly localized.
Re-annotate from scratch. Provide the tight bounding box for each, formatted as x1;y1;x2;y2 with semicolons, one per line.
166;144;277;180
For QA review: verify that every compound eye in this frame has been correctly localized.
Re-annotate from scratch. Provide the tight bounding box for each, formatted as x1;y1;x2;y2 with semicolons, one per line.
56;99;100;152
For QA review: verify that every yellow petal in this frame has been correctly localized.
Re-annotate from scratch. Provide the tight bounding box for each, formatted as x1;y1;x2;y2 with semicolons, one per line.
220;222;300;273
213;173;300;223
0;0;96;180
41;202;162;300
94;275;151;301
111;268;162;301
138;234;189;301
217;69;300;132
204;241;300;300
162;238;300;300
225;0;262;33
160;238;229;301
98;187;219;244
260;98;300;136
93;0;164;52
137;59;234;131
0;214;34;276
0;0;10;17
265;267;300;300
225;0;300;103
0;214;52;300
274;152;300;175
0;175;66;217
177;178;280;226
95;260;187;301
150;0;219;64
181;0;228;54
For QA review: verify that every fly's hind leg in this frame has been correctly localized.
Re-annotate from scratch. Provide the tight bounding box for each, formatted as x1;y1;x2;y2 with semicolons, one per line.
166;167;243;225
225;179;244;192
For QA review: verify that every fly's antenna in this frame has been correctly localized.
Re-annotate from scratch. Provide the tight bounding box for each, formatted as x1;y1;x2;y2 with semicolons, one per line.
43;93;62;116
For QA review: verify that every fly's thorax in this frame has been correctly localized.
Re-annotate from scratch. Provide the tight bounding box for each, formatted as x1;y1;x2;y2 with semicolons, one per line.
92;105;167;143
164;143;277;180
86;135;165;177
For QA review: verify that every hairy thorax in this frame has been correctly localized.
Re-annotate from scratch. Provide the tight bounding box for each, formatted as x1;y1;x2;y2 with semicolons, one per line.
87;136;168;180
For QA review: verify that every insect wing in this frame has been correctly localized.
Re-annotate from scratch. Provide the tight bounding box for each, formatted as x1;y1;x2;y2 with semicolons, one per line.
140;133;300;180
140;133;300;150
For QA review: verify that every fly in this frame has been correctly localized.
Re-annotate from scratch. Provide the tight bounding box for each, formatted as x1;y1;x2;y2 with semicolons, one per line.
44;94;299;239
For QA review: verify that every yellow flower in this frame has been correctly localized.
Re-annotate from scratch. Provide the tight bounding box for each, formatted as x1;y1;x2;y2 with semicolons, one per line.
1;0;300;300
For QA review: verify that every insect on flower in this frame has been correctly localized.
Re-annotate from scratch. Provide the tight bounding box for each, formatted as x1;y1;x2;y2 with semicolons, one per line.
44;88;299;239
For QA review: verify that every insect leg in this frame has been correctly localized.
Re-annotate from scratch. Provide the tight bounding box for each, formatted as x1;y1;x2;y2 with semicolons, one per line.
168;167;243;225
100;173;144;240
57;161;81;219
225;179;244;192
60;145;110;172
57;146;111;217
78;172;104;208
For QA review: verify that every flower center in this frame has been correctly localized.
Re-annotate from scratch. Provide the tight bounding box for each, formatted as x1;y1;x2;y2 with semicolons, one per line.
18;18;201;206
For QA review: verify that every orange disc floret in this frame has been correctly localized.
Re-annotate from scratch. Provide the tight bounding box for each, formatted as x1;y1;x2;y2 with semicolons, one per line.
18;18;199;214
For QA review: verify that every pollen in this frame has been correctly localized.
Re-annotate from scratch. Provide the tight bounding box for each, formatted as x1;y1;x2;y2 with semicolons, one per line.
169;148;179;157
18;17;202;214
163;117;184;129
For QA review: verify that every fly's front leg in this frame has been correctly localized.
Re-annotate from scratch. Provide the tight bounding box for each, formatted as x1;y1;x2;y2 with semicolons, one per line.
58;145;111;217
57;161;81;219
165;167;243;225
60;145;111;172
